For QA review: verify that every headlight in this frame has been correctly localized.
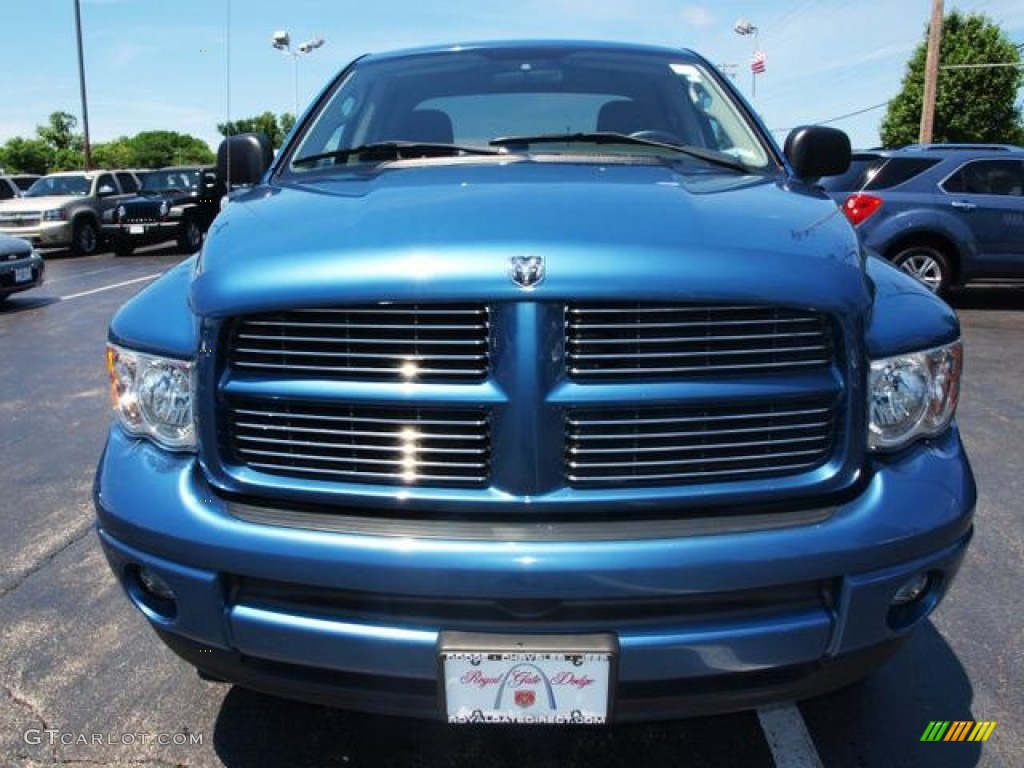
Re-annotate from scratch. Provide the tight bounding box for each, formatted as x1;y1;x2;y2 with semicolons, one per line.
868;340;962;451
106;343;196;451
42;208;66;221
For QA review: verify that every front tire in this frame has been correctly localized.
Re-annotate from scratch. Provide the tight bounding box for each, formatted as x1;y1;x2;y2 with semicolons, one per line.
177;216;202;253
71;219;99;257
891;244;951;294
112;236;134;258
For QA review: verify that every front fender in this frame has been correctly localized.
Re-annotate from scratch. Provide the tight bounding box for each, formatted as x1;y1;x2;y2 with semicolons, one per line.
108;256;199;359
864;253;959;359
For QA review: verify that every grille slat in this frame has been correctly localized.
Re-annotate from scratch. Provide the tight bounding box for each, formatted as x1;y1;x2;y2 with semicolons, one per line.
569;435;828;455
567;302;834;380
571;407;831;428
226;400;490;487
229;304;489;383
566;400;836;488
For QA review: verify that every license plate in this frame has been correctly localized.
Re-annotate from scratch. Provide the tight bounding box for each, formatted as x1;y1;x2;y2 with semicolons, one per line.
441;632;615;724
128;225;145;235
14;267;31;283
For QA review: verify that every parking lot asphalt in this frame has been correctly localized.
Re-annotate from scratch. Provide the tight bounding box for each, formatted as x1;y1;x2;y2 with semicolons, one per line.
0;249;1020;767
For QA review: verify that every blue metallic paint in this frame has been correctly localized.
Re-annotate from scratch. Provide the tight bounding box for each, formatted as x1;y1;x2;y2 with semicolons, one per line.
94;41;976;721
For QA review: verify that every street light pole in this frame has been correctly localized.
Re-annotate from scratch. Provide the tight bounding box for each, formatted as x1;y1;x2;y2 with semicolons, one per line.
73;0;93;170
272;31;325;118
733;18;759;99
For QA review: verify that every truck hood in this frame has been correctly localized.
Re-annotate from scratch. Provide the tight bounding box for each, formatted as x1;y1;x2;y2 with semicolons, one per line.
193;158;867;318
0;195;78;211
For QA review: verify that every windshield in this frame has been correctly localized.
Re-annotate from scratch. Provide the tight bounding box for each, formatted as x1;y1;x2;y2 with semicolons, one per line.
25;175;90;197
288;46;772;173
139;170;200;192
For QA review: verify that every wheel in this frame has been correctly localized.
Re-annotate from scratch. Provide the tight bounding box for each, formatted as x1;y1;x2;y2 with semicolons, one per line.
71;219;98;257
177;216;202;253
891;244;951;294
112;236;134;258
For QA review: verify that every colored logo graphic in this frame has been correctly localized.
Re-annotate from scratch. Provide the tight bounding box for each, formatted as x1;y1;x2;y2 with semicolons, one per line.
514;690;536;709
920;721;997;742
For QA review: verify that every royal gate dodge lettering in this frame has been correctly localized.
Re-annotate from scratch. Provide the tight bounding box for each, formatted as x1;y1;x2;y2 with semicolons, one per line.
459;669;596;690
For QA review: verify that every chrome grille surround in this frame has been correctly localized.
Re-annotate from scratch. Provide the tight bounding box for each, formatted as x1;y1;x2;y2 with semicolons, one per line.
566;399;836;488
566;303;834;380
227;303;489;383
225;399;490;487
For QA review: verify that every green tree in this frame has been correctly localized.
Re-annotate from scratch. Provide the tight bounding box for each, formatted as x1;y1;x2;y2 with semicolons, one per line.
218;112;295;148
37;111;85;170
92;138;136;169
880;11;1024;146
0;137;52;175
122;131;215;167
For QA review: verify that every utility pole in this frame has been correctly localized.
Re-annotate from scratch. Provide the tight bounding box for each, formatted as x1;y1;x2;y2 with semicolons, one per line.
919;0;944;144
73;0;93;170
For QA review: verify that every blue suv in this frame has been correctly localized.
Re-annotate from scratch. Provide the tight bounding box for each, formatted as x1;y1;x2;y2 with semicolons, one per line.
94;41;975;724
821;144;1024;293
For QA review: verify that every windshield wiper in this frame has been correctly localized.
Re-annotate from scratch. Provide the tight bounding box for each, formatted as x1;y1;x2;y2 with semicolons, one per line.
489;132;750;173
293;141;502;167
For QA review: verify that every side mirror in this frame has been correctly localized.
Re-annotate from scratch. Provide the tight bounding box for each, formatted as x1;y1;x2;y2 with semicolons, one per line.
784;125;851;180
217;133;274;187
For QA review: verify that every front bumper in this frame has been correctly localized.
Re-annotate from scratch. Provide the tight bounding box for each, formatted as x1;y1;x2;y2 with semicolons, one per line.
94;425;975;721
102;220;179;241
0;250;45;296
0;220;72;248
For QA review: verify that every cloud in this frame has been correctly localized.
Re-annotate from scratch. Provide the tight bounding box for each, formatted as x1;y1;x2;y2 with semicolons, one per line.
108;43;145;68
680;6;714;28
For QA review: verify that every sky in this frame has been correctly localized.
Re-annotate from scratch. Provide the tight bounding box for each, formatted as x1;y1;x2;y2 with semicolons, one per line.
1;0;1023;154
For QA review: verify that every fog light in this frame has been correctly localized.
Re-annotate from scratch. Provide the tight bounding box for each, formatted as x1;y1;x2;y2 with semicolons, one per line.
138;567;176;600
891;573;930;606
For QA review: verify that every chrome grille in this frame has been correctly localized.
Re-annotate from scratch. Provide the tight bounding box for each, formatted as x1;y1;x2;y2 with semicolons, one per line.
226;399;490;486
566;303;834;380
228;304;489;382
566;399;835;487
0;211;42;228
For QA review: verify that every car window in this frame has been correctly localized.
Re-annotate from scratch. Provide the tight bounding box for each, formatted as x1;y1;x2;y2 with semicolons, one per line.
116;172;139;193
140;171;181;192
819;156;939;192
942;159;1024;196
0;179;15;200
289;48;772;173
24;174;91;197
95;173;118;195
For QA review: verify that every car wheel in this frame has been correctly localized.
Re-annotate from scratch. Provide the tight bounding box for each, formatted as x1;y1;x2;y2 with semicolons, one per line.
113;236;134;258
891;244;951;294
178;217;202;253
71;219;99;257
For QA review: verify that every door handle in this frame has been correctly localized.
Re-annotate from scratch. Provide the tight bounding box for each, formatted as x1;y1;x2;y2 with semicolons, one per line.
951;200;976;211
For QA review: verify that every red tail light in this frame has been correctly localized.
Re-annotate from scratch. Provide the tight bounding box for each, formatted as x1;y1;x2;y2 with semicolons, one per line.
842;193;883;226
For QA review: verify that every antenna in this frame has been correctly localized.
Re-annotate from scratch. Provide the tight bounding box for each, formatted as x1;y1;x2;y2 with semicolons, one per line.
225;0;232;191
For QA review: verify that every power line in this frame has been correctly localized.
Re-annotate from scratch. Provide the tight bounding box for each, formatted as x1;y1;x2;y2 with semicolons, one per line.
770;101;890;134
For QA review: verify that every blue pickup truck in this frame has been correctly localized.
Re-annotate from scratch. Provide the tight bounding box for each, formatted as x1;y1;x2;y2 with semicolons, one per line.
94;41;975;724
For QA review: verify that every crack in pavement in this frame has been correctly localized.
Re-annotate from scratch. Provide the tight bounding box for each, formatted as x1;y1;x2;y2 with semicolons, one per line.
0;521;94;601
2;680;56;763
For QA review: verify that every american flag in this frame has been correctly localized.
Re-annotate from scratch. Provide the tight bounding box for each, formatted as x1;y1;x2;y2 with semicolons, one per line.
751;50;766;74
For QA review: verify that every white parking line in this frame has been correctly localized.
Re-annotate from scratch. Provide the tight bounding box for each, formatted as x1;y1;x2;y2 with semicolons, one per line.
59;273;163;301
45;265;128;285
757;704;824;768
